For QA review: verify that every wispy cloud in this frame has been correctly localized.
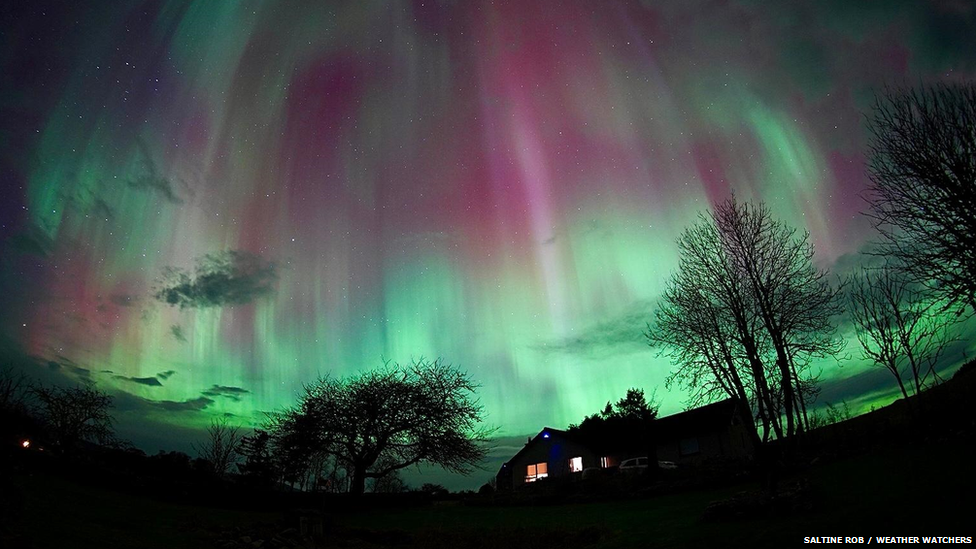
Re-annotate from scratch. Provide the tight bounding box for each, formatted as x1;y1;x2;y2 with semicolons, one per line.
537;299;656;358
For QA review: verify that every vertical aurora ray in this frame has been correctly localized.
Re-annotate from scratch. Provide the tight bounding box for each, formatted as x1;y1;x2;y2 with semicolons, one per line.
2;0;975;444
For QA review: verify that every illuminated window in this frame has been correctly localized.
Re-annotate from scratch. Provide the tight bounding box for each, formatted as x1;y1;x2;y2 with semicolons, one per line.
569;456;583;473
525;462;548;482
600;456;616;468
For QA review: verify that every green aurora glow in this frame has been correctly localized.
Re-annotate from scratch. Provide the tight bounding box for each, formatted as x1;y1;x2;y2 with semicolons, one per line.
1;1;974;460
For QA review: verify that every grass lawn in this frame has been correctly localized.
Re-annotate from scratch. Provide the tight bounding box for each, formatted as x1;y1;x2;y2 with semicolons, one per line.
5;437;973;548
5;473;278;549
338;437;974;547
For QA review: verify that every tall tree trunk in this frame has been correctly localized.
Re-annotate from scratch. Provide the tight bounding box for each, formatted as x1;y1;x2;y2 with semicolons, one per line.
736;323;782;440
774;347;797;440
350;464;367;495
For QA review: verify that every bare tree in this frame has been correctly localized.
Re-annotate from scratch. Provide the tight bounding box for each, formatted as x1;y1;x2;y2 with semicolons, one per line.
649;217;779;444
648;197;843;448
849;264;953;404
194;417;243;477
0;368;30;413
1;368;37;448
713;198;844;440
866;84;976;316
31;383;115;452
294;358;491;495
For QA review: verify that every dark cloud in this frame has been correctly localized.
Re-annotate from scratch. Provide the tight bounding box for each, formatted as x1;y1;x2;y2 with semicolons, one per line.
817;367;900;406
819;330;974;409
538;299;656;357
170;324;187;343
91;198;115;220
126;173;183;204
154;250;277;309
55;354;78;365
124;141;185;204
202;385;251;402
156;370;177;380
112;391;214;413
7;224;55;257
151;396;213;412
45;358;91;379
114;375;163;387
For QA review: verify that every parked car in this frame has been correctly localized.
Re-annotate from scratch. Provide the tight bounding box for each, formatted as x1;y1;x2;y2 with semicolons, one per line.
618;457;650;473
581;467;602;480
619;457;679;472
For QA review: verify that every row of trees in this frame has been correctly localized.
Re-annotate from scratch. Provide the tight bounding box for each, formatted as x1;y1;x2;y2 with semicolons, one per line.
649;83;975;454
3;358;491;497
0;370;117;454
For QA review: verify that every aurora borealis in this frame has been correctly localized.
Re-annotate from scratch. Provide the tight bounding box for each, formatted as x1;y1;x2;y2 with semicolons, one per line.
2;0;976;471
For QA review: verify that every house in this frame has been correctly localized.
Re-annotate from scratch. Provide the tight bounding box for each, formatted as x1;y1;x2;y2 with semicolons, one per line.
495;427;601;489
653;398;753;465
496;399;752;490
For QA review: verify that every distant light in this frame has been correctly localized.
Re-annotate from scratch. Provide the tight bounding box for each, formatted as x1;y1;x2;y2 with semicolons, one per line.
542;432;550;439
21;439;30;449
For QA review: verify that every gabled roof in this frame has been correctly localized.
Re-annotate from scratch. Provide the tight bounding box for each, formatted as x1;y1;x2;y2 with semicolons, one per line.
500;426;578;467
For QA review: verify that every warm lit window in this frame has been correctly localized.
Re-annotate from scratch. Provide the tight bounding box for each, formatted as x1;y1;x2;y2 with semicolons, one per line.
525;462;548;482
600;456;615;468
569;456;583;473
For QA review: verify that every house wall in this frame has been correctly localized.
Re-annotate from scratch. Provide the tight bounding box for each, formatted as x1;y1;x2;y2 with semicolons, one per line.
656;422;753;465
502;435;599;487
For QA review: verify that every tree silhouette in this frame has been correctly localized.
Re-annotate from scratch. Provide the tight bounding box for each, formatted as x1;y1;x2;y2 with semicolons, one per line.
848;264;952;404
568;388;658;458
866;84;976;316
31;383;115;452
291;358;490;495
236;429;275;486
0;368;29;413
0;368;37;449
713;198;843;440
193;417;242;477
648;197;843;447
264;407;325;491
612;388;658;423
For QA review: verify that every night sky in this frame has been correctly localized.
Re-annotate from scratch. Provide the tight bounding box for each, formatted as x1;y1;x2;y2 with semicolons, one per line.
2;1;975;481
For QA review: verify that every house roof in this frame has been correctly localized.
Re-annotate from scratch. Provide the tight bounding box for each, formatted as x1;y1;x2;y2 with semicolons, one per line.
499;426;578;469
654;398;738;440
499;399;740;470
